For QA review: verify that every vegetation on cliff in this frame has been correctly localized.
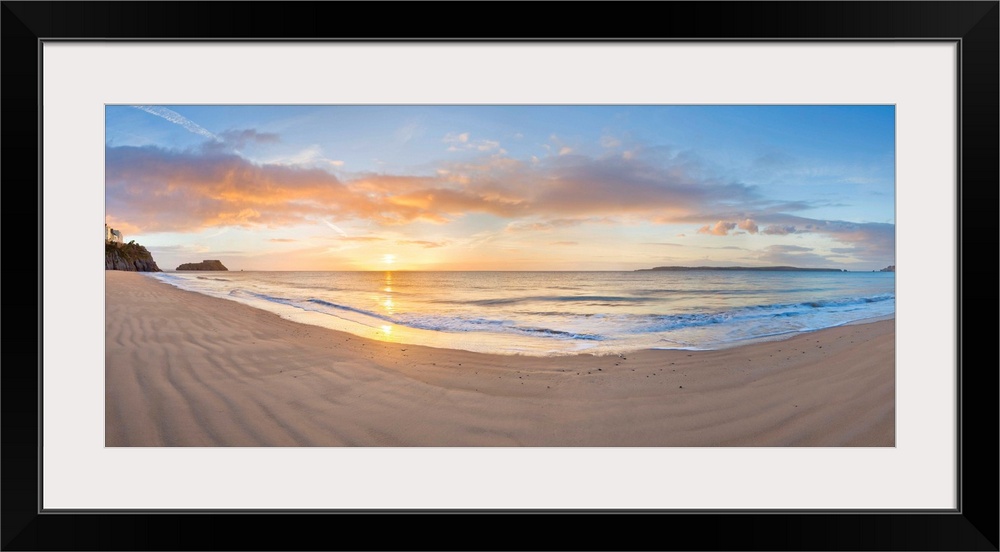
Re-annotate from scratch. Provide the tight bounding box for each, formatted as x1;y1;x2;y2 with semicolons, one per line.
106;241;161;272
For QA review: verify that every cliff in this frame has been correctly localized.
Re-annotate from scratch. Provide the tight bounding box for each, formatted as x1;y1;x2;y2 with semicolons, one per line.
106;241;161;272
176;260;228;271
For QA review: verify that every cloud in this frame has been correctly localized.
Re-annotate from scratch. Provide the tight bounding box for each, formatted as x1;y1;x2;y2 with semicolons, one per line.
133;106;219;141
107;139;891;269
268;144;325;166
107;140;762;233
558;146;573;156
444;132;500;153
218;129;280;149
698;221;737;236
737;218;759;234
268;238;296;243
321;220;350;237
524;156;757;219
105;145;543;232
337;236;385;242
754;244;838;267
505;217;613;233
762;224;799;235
686;212;892;266
766;244;813;253
106;145;374;232
386;188;527;221
761;215;894;263
750;216;894;264
813;222;894;263
397;239;447;248
104;215;142;237
549;241;578;246
505;218;584;233
600;136;621;149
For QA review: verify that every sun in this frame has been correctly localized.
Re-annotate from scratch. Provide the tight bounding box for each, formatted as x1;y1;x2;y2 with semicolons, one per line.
382;254;396;266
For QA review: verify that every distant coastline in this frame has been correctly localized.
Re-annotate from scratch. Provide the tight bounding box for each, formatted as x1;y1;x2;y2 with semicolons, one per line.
637;266;847;272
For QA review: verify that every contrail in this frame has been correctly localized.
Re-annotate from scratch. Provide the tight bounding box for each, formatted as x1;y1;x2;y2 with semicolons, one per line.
133;105;219;141
322;220;349;237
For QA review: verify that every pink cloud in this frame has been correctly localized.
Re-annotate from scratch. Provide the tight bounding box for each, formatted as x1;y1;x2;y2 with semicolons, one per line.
737;218;759;234
697;221;738;236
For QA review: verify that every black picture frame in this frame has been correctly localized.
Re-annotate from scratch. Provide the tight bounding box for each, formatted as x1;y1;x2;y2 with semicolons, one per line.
3;2;997;550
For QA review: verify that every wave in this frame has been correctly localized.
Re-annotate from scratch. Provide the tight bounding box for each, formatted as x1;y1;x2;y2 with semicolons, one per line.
432;288;861;306
624;294;894;333
438;295;656;306
226;289;606;341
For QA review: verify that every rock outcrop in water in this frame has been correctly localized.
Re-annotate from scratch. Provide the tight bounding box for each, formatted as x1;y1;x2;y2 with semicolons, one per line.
106;241;161;272
176;260;228;271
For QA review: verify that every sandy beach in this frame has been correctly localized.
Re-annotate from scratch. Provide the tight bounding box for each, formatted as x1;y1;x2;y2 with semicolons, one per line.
105;271;894;446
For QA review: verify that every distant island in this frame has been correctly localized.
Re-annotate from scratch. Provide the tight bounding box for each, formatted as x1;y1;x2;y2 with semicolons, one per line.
637;266;847;272
878;265;895;272
176;260;228;271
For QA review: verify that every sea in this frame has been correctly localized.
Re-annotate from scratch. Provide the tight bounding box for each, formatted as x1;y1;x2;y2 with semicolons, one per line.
148;270;895;356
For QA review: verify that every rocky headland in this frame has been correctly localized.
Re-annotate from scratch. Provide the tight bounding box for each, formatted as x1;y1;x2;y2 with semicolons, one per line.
105;241;161;272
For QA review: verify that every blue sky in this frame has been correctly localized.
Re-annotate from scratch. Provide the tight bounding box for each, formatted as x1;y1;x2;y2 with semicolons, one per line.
106;105;894;271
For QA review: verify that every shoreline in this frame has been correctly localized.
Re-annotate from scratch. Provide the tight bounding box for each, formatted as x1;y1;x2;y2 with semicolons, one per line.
106;271;895;446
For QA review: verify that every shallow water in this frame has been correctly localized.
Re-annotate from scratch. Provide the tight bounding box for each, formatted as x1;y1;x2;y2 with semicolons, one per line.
149;270;895;356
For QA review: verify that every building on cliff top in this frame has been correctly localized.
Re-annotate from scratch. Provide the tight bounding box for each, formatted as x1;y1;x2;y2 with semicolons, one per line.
105;224;124;245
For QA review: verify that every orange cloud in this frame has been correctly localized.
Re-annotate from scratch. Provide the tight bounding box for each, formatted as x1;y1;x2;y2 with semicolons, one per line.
105;144;775;236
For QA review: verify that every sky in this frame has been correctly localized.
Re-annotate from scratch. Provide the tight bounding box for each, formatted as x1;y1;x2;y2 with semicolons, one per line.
105;105;895;271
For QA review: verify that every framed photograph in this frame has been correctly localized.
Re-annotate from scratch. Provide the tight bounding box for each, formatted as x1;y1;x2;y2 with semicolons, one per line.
4;2;996;550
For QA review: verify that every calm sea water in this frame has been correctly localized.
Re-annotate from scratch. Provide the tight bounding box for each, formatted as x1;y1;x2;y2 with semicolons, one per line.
148;270;895;356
